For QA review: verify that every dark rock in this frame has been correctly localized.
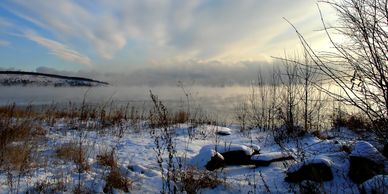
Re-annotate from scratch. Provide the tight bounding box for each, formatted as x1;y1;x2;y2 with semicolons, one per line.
221;150;252;165
205;152;225;171
348;141;386;184
285;163;333;182
383;143;388;158
216;131;231;136
205;150;253;170
348;156;384;184
251;159;272;166
194;144;254;171
360;175;388;194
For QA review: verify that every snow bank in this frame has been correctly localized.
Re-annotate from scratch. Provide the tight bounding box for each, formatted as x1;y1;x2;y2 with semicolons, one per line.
128;164;160;177
251;152;291;162
287;155;333;173
189;144;254;168
198;125;232;135
350;141;386;164
361;175;388;194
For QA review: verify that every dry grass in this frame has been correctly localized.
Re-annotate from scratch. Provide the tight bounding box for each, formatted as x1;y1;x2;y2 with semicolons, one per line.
34;179;66;193
173;111;189;124
56;143;89;172
179;167;223;194
103;169;131;193
0;104;42;171
1;144;33;171
96;149;117;169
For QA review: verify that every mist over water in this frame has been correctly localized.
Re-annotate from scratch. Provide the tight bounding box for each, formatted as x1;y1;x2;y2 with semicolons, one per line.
0;86;253;121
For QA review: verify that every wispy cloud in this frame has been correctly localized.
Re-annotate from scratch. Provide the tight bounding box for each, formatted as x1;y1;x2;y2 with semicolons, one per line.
0;40;10;46
24;31;91;66
0;17;12;28
3;0;325;63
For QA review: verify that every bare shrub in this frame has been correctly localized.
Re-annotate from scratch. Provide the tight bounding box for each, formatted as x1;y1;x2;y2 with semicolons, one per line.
33;178;66;193
234;101;250;132
331;107;348;129
73;184;93;194
290;0;388;141
298;180;324;194
331;108;372;132
97;149;117;169
103;169;131;193
149;91;180;193
346;114;371;132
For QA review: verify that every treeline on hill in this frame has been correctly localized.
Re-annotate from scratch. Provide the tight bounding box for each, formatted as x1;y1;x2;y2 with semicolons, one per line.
0;70;109;87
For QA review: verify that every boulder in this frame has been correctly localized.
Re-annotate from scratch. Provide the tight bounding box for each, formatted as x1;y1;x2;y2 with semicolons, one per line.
222;150;252;165
190;144;254;171
251;152;294;166
348;156;384;184
350;141;386;163
197;125;232;136
216;131;231;136
285;156;333;182
215;127;232;136
205;152;225;171
348;141;386;184
360;175;388;194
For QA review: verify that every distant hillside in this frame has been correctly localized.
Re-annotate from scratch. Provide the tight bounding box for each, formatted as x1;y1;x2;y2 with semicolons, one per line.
0;71;109;87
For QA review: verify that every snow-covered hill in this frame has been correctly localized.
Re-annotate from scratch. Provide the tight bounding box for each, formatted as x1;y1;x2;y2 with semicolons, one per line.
0;71;108;87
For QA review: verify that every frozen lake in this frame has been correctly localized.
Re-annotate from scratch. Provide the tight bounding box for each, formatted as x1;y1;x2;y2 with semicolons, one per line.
0;85;253;121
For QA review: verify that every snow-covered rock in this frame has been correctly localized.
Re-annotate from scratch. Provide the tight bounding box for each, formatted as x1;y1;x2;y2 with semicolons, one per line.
285;155;333;182
250;151;293;166
350;141;386;164
205;152;225;171
190;144;254;170
349;141;386;184
251;152;291;162
360;175;388;194
197;125;233;136
245;144;261;154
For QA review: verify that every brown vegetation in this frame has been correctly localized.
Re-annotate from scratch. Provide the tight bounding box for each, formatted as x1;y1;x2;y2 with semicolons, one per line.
103;169;132;193
56;143;90;172
179;167;223;194
97;149;117;169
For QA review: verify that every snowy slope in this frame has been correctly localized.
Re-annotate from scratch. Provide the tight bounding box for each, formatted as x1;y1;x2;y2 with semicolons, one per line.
0;120;385;193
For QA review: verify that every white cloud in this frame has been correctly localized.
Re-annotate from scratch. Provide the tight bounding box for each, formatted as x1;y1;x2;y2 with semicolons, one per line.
25;31;91;66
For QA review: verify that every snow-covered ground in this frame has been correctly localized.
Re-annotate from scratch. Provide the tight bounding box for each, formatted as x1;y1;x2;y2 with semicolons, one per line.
0;120;386;193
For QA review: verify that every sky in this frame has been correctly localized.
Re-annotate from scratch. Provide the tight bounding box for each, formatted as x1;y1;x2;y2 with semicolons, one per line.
0;0;335;86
